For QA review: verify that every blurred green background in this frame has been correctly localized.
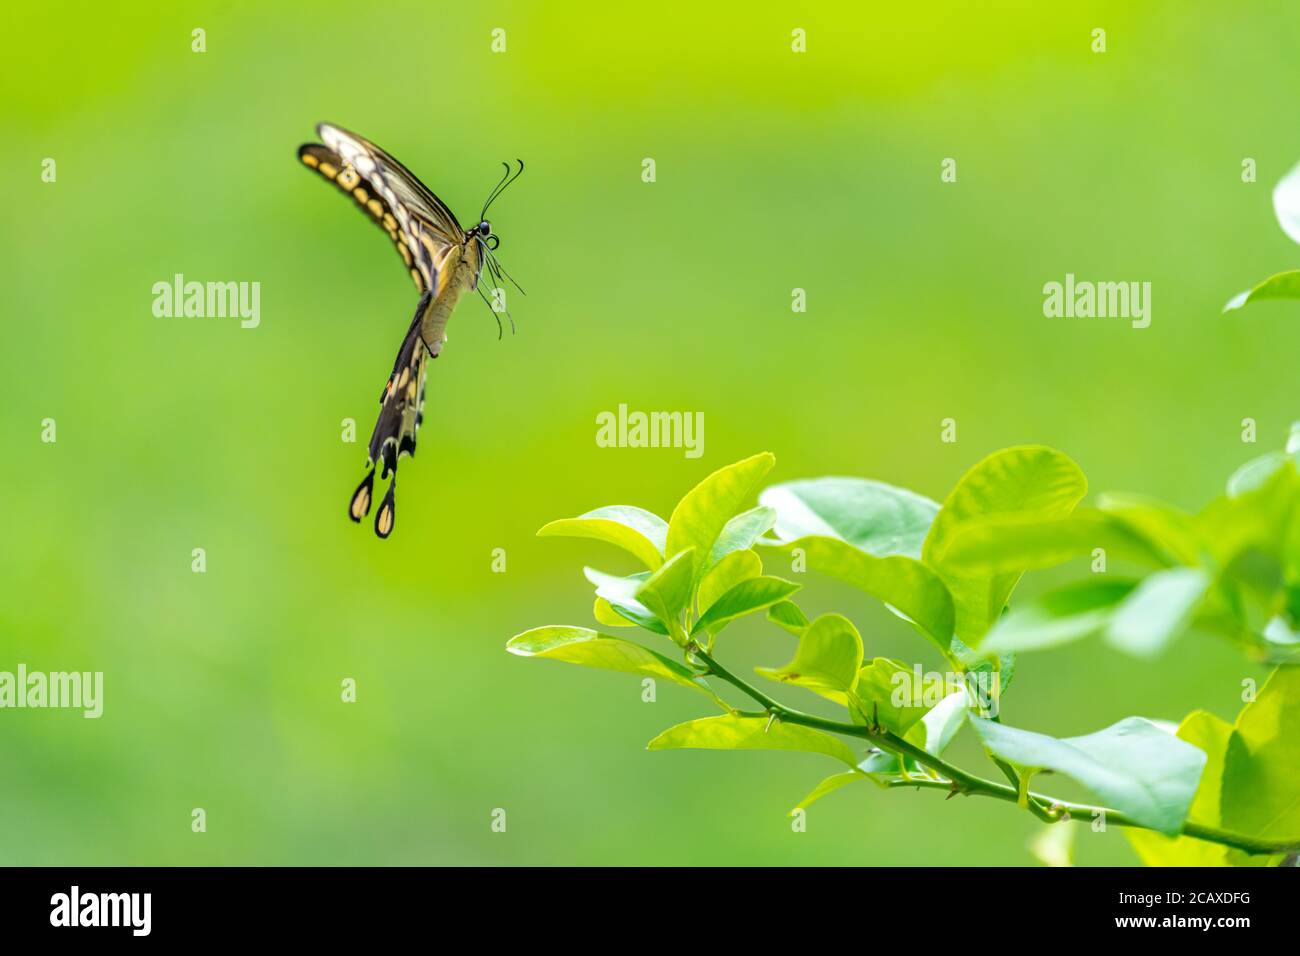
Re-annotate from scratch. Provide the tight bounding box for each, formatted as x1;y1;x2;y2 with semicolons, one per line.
3;0;1298;865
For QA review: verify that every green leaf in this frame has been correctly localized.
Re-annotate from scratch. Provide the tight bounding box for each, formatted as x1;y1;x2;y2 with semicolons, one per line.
905;689;970;756
538;505;668;570
853;658;934;735
708;506;777;568
593;596;636;628
1199;462;1300;565
756;612;864;696
1029;824;1076;867
793;771;866;812
1223;270;1300;313
634;549;695;637
923;446;1089;645
583;568;668;634
766;536;954;652
1227;451;1290;497
647;713;857;767
981;579;1139;655
506;626;721;704
1097;493;1206;567
1273;158;1300;244
1104;567;1209;657
759;476;940;559
767;600;810;635
943;509;1171;575
666;452;775;585
1220;666;1300;864
698;549;762;614
691;576;802;637
970;715;1207;835
1126;710;1234;867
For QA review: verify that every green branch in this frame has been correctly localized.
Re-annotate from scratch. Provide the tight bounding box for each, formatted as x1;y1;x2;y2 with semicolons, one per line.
691;646;1299;859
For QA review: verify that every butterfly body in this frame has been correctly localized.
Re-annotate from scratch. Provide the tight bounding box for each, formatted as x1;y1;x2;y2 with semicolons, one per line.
297;122;522;538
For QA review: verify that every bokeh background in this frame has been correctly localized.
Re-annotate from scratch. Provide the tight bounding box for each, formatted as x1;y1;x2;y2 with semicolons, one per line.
3;0;1298;865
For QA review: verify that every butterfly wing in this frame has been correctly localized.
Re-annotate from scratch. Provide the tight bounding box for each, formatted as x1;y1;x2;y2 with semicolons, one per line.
347;293;433;538
298;122;465;295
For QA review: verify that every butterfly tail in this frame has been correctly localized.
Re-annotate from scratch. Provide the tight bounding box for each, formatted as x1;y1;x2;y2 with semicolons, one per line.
352;293;432;539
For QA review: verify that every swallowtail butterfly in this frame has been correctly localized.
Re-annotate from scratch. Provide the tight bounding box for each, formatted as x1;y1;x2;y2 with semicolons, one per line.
297;122;523;538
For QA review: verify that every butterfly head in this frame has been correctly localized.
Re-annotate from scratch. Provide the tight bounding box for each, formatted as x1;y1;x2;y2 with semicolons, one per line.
471;219;499;251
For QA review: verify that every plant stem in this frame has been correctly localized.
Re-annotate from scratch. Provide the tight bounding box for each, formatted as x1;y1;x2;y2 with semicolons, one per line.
692;647;1298;858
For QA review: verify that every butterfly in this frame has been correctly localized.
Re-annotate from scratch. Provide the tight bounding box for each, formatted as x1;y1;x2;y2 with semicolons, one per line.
297;122;523;538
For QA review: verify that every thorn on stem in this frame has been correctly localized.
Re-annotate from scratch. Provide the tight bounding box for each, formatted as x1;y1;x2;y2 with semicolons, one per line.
764;711;779;734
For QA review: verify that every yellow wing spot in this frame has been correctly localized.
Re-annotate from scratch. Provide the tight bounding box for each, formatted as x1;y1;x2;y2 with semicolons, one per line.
319;162;338;179
398;243;412;266
383;213;397;232
301;153;319;168
367;199;384;218
377;504;393;537
353;187;368;203
410;268;423;290
337;166;360;189
350;485;370;520
396;367;410;391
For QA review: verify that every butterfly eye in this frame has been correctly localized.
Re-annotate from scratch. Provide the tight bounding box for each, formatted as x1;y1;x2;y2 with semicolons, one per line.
477;220;492;237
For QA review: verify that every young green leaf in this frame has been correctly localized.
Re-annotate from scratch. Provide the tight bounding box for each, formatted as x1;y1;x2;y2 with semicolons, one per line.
759;476;940;559
767;600;810;636
923;446;1088;645
1223;270;1300;313
942;509;1170;574
755;612;864;696
635;548;695;637
708;505;777;568
764;536;954;652
907;689;969;756
506;626;722;705
698;549;762;613
666;452;775;584
1272;157;1300;243
853;658;933;735
691;576;802;637
538;505;668;570
1126;710;1234;867
793;770;867;812
593;596;637;628
1096;493;1206;567
1029;823;1076;868
1104;567;1209;657
583;567;669;634
1220;666;1300;864
648;713;857;766
970;715;1207;835
981;579;1139;655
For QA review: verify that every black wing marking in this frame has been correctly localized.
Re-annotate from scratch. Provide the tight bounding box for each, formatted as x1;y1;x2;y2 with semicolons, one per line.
298;142;441;294
348;292;433;539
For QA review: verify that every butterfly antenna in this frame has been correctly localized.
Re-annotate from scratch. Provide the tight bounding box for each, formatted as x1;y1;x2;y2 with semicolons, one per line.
479;162;512;221
480;159;525;219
